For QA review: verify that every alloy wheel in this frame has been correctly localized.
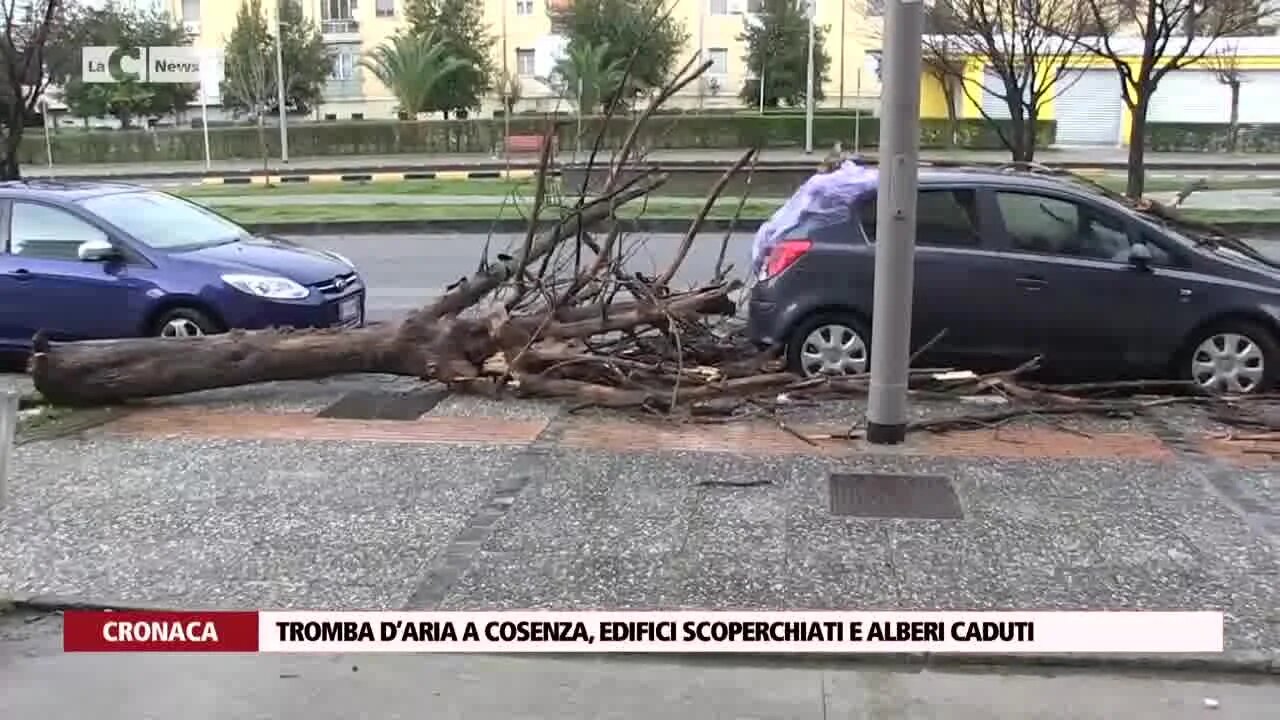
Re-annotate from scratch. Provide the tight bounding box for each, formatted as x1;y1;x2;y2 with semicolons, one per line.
1190;332;1265;394
799;323;869;376
160;318;206;338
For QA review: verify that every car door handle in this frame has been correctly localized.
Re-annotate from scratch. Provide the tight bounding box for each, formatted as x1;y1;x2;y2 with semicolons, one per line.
6;269;32;281
1016;276;1047;290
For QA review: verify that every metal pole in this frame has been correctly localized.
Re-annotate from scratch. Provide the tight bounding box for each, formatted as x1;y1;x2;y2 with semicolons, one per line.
41;98;54;177
865;0;923;445
838;0;845;108
759;67;765;114
574;77;583;163
0;389;17;509
804;0;815;154
275;0;289;164
200;56;213;170
501;2;510;171
854;71;861;152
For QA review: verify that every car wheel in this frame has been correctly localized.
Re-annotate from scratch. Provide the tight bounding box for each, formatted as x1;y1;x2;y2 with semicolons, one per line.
153;308;221;339
1181;320;1280;395
787;312;871;377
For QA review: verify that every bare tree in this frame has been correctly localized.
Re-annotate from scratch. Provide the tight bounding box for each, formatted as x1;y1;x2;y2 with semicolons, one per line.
1207;42;1246;153
223;42;276;177
1071;0;1276;197
0;0;72;180
912;0;1090;162
926;38;962;147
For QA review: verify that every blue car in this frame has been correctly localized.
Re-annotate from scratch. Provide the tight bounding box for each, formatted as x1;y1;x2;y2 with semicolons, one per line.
0;181;365;349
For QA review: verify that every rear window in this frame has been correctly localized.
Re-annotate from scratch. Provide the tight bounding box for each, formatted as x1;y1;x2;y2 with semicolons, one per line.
859;189;981;247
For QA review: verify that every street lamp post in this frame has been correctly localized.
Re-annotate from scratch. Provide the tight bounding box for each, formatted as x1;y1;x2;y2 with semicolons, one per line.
745;14;767;114
865;0;923;445
803;0;815;154
275;0;289;164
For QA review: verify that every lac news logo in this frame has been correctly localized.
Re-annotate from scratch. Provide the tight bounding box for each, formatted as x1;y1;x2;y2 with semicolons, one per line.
81;46;218;83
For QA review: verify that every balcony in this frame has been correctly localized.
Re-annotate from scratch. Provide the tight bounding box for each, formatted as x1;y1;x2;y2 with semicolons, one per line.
321;18;361;41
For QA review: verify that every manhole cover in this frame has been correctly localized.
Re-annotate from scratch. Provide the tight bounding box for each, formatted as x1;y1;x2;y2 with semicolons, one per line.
828;472;964;520
317;388;449;420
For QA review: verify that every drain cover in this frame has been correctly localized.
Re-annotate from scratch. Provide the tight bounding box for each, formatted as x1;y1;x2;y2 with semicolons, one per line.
828;472;964;520
317;388;449;420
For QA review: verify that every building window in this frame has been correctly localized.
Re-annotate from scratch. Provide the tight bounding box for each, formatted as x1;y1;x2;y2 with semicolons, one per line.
516;48;535;77
322;0;356;20
746;0;763;12
329;49;356;80
866;0;885;15
708;48;728;76
181;0;200;21
376;0;394;16
709;0;728;14
516;0;533;14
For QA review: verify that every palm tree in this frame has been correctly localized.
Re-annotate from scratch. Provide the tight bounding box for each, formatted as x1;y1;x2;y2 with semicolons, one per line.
360;31;471;118
546;41;626;115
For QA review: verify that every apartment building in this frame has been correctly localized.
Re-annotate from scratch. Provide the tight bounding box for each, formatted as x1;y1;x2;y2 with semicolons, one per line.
167;0;886;119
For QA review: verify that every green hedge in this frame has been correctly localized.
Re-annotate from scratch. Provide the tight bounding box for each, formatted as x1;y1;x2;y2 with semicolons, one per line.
19;115;1057;165
1144;122;1280;153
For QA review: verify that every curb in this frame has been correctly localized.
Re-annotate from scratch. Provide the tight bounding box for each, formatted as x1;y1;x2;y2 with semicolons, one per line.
240;217;766;235
7;596;1277;674
238;218;1280;237
26;157;1280;183
201;168;553;186
15;407;125;446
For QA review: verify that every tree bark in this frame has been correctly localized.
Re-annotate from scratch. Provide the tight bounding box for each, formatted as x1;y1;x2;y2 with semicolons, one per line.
30;326;416;407
1125;97;1149;198
0;115;24;181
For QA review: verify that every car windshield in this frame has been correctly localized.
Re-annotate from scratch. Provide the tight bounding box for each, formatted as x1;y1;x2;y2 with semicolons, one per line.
78;191;249;250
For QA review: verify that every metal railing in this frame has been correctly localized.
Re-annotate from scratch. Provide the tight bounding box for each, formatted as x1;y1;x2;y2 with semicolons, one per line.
321;18;360;34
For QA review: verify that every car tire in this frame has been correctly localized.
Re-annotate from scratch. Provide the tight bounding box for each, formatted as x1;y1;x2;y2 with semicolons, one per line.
1179;319;1280;395
786;312;872;377
153;307;222;339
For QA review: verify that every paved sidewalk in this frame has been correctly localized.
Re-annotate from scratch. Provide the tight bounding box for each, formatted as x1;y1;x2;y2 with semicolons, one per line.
27;147;1280;178
0;379;1276;663
3;612;1279;720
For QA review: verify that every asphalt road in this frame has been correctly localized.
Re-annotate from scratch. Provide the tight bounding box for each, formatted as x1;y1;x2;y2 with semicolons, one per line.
293;232;756;324
291;231;1280;326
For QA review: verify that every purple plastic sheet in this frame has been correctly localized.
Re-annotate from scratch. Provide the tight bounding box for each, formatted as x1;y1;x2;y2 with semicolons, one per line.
751;159;879;274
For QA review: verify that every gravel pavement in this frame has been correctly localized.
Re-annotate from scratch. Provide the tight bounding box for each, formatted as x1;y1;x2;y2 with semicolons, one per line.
0;383;1274;663
3;609;1278;720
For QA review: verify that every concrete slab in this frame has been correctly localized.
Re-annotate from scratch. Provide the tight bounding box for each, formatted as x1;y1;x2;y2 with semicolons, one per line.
4;612;1279;720
0;436;530;609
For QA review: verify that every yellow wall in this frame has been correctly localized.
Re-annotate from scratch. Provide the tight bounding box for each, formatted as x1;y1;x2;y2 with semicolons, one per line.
936;49;1280;145
169;0;886;117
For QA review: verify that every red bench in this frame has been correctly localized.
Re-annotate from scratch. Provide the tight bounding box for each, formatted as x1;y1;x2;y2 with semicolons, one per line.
505;134;556;154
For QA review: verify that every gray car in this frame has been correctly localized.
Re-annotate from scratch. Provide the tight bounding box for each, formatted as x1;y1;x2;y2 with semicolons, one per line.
747;167;1280;394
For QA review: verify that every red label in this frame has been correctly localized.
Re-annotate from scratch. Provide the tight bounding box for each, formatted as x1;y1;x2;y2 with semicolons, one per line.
63;611;259;652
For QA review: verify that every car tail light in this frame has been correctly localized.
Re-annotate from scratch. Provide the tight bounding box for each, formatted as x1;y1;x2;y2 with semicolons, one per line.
760;239;812;281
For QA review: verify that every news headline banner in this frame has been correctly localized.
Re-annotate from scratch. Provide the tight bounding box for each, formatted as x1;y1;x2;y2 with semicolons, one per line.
63;611;1223;654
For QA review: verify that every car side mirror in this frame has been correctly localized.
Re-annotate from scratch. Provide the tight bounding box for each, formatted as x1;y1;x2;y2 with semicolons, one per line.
78;238;120;262
1128;242;1154;270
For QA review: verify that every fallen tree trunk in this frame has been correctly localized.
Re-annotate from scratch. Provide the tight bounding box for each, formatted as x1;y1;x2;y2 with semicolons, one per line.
29;326;418;407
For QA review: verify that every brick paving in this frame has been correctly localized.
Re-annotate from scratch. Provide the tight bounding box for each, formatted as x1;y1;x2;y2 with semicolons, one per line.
102;407;549;446
94;406;1183;460
1198;434;1280;467
555;417;1175;461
